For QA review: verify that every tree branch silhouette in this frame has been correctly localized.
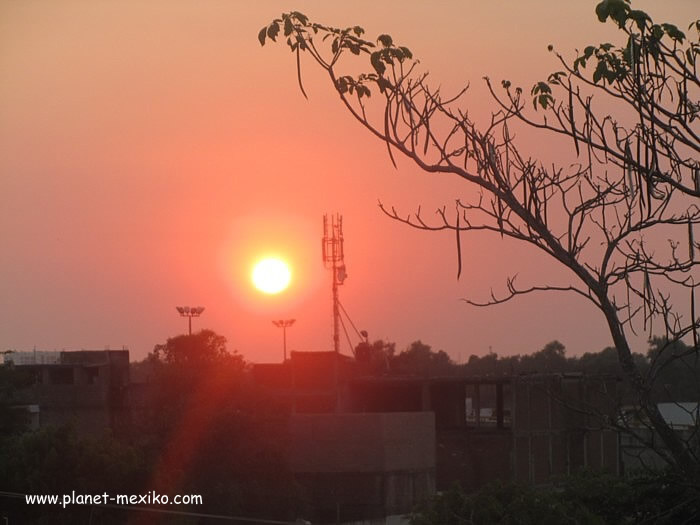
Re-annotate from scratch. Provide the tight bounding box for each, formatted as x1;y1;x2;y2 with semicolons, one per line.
260;3;700;477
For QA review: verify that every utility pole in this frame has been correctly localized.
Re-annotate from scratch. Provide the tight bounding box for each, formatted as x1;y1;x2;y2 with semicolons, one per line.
322;214;346;354
175;306;205;335
272;319;295;362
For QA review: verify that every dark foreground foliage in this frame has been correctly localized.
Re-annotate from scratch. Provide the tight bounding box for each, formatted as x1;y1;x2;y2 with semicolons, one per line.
0;331;309;524
410;470;700;525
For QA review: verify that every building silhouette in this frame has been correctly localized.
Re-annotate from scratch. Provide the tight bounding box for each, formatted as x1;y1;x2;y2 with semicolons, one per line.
253;351;621;522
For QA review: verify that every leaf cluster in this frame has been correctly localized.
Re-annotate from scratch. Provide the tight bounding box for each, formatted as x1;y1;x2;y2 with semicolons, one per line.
259;11;374;56
260;11;416;101
411;470;700;525
526;0;698;110
0;426;147;524
410;480;599;525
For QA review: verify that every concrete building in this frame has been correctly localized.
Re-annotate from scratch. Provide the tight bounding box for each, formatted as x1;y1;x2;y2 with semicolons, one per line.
9;350;130;436
254;352;436;523
3;350;61;366
346;372;620;491
253;352;621;522
290;412;435;523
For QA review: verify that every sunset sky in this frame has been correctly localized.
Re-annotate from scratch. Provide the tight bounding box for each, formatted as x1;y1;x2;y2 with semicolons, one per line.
1;1;696;363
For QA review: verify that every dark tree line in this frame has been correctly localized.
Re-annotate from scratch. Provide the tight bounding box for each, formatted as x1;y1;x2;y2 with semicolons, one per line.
357;336;699;403
410;470;700;525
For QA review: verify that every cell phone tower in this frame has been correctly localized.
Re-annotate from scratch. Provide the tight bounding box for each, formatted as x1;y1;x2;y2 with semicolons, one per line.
322;214;347;354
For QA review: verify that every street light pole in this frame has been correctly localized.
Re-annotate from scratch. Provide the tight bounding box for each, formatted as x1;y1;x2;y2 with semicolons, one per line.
272;319;295;362
176;306;205;335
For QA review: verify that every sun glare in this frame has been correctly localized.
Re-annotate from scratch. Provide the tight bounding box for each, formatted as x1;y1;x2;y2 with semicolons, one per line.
251;258;291;294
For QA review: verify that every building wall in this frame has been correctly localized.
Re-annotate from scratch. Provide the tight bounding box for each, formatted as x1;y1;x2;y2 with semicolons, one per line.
254;353;623;512
436;429;512;492
512;375;620;483
11;350;130;436
347;374;620;489
289;412;435;522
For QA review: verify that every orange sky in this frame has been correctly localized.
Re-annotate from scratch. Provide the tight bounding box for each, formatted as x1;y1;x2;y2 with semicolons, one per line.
1;1;697;363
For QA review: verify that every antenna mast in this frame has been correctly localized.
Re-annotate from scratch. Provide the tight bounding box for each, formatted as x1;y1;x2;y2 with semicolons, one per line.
322;214;347;354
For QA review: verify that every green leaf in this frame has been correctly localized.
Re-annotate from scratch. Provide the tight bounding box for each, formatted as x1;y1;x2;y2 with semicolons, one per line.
284;17;293;37
662;23;685;41
377;76;391;93
595;0;610;22
592;61;608;83
604;69;617;84
267;22;280;42
530;81;551;96
371;51;386;75
258;26;267;46
291;11;308;25
399;46;413;59
595;0;630;27
628;9;650;30
377;34;393;48
353;26;364;36
547;71;566;84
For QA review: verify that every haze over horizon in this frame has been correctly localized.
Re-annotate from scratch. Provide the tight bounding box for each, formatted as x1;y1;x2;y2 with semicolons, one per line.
1;1;696;363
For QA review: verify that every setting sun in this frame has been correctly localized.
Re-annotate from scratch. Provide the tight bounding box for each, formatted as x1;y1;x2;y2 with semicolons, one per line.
251;257;291;294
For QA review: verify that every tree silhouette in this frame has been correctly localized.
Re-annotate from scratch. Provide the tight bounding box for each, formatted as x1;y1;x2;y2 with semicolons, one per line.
134;331;305;520
391;340;454;376
151;329;238;368
260;2;700;477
